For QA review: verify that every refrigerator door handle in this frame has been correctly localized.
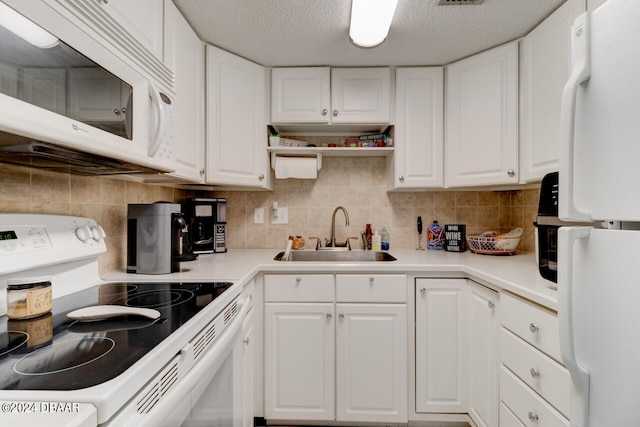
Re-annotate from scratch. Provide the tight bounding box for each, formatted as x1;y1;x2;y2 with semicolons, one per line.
559;12;592;222
558;226;592;427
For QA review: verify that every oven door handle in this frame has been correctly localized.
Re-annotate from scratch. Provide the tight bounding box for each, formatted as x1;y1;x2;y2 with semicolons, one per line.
117;297;249;427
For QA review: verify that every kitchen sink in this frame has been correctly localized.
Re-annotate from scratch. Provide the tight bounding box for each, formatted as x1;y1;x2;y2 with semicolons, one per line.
274;250;397;262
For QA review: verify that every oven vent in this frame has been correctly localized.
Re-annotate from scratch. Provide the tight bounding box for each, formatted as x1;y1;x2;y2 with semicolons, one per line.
136;363;179;414
224;300;239;325
193;324;216;360
437;0;485;4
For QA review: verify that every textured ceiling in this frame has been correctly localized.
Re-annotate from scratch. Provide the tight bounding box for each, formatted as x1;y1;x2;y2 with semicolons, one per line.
172;0;566;67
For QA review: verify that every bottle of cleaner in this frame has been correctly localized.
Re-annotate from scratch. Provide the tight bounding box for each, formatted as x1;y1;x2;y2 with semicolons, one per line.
427;220;444;250
372;229;381;251
381;227;389;250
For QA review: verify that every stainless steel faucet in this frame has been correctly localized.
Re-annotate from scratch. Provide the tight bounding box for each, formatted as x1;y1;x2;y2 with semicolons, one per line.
328;206;349;248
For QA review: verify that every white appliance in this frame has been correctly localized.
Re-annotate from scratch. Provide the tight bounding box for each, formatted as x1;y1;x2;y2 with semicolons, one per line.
0;214;246;426
0;0;175;175
558;1;640;426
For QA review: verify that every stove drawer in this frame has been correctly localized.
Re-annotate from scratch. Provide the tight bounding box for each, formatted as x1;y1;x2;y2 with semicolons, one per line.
500;365;569;427
501;328;570;417
265;274;334;302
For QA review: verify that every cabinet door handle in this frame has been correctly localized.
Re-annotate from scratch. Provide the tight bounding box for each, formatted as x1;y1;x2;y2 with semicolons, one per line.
244;337;250;345
530;368;540;378
332;109;339;117
295;277;302;285
399;175;405;182
369;277;374;285
487;301;495;309
258;174;265;181
326;313;332;320
420;287;426;294
322;108;328;116
508;168;516;177
339;313;345;320
528;412;539;423
529;322;539;333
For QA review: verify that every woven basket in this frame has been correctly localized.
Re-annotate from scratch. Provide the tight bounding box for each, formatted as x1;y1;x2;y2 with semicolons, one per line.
467;228;522;255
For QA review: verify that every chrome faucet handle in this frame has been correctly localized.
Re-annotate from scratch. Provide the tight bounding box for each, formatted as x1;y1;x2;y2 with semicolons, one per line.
308;237;321;250
346;237;358;250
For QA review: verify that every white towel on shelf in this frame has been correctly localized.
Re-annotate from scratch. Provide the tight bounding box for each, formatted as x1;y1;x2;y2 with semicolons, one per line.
274;156;317;179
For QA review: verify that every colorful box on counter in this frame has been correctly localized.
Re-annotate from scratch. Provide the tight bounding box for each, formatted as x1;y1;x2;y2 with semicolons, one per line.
445;224;467;252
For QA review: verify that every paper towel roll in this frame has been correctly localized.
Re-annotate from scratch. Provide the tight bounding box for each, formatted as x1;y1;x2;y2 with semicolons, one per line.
274;156;318;179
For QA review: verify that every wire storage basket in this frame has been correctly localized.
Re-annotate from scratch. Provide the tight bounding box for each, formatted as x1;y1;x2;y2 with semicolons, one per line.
467;228;523;255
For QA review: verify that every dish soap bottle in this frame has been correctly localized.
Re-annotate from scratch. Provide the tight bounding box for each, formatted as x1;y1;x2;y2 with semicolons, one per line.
372;229;381;251
381;227;389;250
427;220;444;250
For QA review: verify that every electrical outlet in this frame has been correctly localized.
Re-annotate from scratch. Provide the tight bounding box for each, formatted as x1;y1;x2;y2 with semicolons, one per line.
271;207;288;224
253;208;264;224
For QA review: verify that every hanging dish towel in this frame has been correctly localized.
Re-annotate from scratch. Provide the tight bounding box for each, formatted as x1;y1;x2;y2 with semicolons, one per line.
274;156;317;179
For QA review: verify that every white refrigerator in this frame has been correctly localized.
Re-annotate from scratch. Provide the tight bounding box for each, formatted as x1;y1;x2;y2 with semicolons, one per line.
558;1;640;426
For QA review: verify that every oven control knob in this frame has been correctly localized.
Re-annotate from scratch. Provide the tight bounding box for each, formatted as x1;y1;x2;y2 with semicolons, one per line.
90;225;106;241
75;226;91;242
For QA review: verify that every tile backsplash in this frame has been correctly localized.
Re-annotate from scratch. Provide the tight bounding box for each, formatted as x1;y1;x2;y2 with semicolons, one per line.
0;159;539;273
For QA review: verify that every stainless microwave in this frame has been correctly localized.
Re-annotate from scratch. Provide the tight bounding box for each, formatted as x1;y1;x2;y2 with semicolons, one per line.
0;0;175;174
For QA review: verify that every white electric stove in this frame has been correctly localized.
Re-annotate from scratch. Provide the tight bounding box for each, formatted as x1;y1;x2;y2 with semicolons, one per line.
0;214;245;426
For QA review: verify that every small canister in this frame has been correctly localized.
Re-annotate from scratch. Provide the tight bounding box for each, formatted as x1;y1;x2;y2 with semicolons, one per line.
6;277;52;320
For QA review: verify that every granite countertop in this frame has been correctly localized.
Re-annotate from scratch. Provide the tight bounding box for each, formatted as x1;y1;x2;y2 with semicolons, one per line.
102;248;558;311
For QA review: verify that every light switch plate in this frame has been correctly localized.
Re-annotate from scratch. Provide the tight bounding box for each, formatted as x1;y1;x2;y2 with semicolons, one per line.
271;207;288;224
253;208;264;224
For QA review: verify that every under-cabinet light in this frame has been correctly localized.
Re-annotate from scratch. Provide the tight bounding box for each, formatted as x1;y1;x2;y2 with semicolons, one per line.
349;0;399;48
0;2;59;49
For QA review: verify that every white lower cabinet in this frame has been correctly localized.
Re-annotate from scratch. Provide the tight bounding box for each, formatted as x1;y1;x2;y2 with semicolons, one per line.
415;278;468;413
264;302;335;421
263;274;407;424
336;303;407;423
468;281;499;427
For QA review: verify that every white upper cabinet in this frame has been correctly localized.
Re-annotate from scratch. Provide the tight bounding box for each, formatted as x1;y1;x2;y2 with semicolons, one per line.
388;67;444;190
206;45;270;189
330;68;391;124
164;0;205;183
445;42;519;187
271;67;331;123
520;0;585;183
271;67;391;125
91;0;164;62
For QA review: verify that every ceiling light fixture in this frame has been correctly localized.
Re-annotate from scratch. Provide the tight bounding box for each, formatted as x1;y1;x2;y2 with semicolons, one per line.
0;3;59;49
349;0;399;48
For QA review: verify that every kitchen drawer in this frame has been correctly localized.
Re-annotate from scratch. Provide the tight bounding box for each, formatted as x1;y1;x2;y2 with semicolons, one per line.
500;401;525;427
265;274;334;302
501;292;561;362
500;365;569;427
501;328;570;417
335;274;407;303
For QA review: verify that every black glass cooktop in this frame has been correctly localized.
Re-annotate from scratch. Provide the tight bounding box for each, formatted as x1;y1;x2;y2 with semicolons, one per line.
0;281;233;390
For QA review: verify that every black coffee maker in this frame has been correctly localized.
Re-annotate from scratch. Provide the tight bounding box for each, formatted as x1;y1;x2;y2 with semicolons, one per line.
183;198;227;254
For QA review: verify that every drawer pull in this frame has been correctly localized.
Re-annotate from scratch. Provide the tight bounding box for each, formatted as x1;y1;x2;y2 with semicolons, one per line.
295;277;302;285
528;411;539;423
369;277;375;285
326;313;332;320
529;322;539;333
530;368;540;378
487;301;495;309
